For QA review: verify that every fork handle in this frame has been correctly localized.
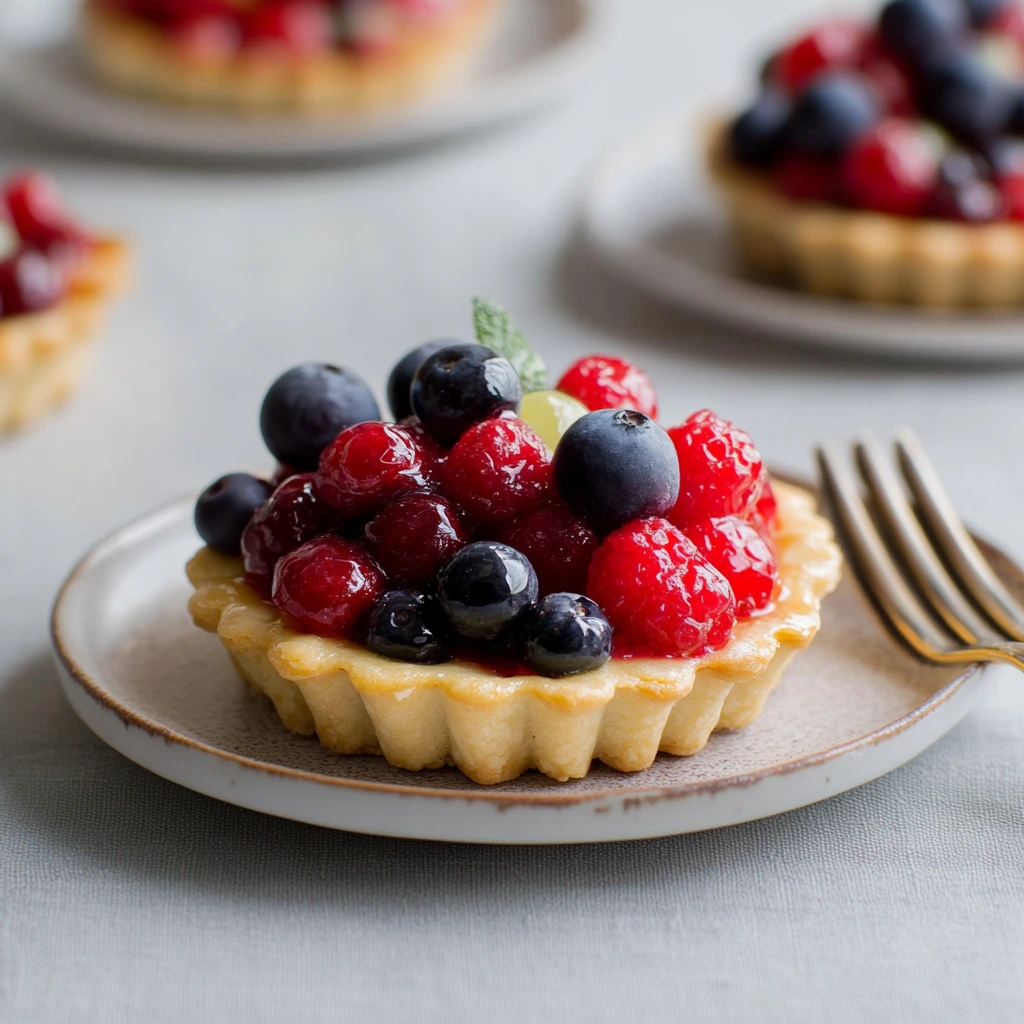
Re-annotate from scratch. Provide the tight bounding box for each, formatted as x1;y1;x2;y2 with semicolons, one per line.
936;642;1024;672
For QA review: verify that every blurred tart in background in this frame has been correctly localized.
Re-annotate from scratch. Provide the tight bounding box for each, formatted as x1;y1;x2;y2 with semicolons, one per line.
0;174;129;435
709;0;1024;308
79;0;502;115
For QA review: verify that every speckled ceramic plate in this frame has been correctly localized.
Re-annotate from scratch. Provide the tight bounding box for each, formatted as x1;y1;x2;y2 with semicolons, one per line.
50;490;1005;844
0;0;600;160
581;115;1024;362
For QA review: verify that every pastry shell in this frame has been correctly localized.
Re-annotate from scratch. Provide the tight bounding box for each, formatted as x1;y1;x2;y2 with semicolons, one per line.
706;124;1024;309
79;0;501;116
187;481;841;786
0;238;130;435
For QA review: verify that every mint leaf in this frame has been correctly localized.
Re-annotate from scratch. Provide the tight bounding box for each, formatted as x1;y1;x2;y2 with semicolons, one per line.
472;297;547;393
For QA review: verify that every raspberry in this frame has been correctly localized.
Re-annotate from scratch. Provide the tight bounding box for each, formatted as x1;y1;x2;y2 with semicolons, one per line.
773;20;868;93
169;11;242;59
587;518;736;657
748;478;779;535
857;35;915;116
999;172;1024;219
772;153;837;202
495;502;598;597
682;517;778;618
441;415;552;527
840;119;938;216
364;491;470;587
667;410;766;526
272;536;385;638
555;356;658;419
988;5;1024;48
0;251;64;316
317;421;439;518
3;173;91;260
241;473;335;594
243;0;333;54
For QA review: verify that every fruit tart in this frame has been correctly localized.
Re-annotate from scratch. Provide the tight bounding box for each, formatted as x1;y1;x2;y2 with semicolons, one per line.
79;0;502;115
0;173;129;435
709;0;1024;307
187;299;841;785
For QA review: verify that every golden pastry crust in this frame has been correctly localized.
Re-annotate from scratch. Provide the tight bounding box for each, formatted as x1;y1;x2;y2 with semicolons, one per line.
79;0;501;115
187;480;842;785
0;238;130;434
706;123;1024;309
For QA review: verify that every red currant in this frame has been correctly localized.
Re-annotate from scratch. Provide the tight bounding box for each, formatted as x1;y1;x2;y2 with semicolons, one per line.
587;517;736;657
682;516;778;618
495;502;598;597
272;536;385;638
772;153;838;202
555;356;658;419
441;415;552;527
841;119;938;216
774;20;868;93
667;410;766;526
241;473;335;595
317;421;439;518
364;491;470;587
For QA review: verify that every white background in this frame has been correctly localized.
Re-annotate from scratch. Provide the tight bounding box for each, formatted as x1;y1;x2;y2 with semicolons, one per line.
1;1;1022;1021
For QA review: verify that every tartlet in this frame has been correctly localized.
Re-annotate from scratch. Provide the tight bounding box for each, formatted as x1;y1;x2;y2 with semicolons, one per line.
0;175;129;435
711;1;1024;308
79;0;501;116
185;301;840;785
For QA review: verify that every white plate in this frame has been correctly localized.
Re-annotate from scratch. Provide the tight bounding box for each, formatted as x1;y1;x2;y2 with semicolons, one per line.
49;492;1005;843
581;114;1024;362
0;0;600;160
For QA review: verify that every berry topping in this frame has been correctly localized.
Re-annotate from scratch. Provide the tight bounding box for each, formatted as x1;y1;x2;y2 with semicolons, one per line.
409;343;522;444
272;536;385;638
774;20;869;93
772;152;839;201
966;0;1009;27
441;415;552;527
555;355;659;418
317;421;439;517
785;72;880;157
923;51;1013;144
517;389;588;451
729;89;791;167
857;35;916;115
930;150;1005;218
169;11;242;59
749;478;779;534
364;490;470;587
667;410;766;526
587;518;736;657
3;173;90;259
841;118;939;215
243;0;333;55
0;251;63;315
436;541;538;641
878;0;966;66
495;502;598;598
682;517;778;618
241;472;334;591
259;363;380;472
553;409;679;535
386;340;450;421
520;593;613;677
365;590;451;664
194;472;272;555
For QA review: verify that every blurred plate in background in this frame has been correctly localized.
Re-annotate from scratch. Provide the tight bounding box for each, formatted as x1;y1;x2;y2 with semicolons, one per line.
0;0;601;160
582;114;1024;363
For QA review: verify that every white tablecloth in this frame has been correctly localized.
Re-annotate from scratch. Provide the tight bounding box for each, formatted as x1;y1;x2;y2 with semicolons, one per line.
1;1;1023;1020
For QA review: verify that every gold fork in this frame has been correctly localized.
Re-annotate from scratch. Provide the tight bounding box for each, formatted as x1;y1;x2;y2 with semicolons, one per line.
815;428;1024;672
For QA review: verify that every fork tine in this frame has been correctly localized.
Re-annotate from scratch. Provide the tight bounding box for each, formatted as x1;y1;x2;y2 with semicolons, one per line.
816;442;954;658
894;428;1024;642
854;432;994;645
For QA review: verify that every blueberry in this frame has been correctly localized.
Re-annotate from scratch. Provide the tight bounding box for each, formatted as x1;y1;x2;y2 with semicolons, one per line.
260;363;381;472
552;409;680;535
436;542;538;641
194;473;272;555
366;589;451;664
879;0;965;67
962;0;1008;27
729;89;790;167
521;593;612;678
410;343;522;444
386;340;452;421
923;51;1013;144
1007;86;1024;135
784;73;880;158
